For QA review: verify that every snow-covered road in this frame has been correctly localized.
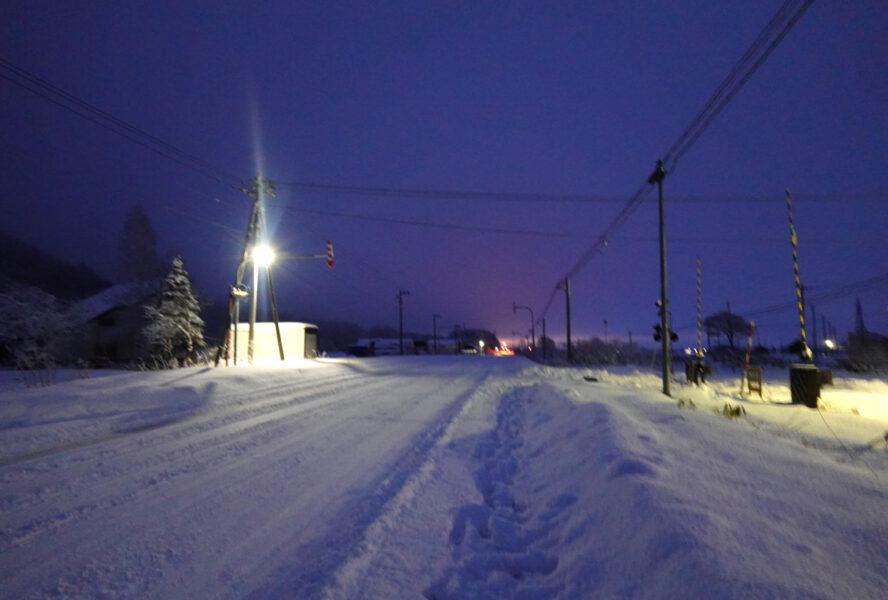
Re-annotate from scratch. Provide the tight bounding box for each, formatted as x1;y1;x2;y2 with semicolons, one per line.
1;357;886;599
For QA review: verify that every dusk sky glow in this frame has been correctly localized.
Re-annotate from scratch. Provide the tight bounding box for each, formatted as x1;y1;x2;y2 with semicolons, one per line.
2;1;886;347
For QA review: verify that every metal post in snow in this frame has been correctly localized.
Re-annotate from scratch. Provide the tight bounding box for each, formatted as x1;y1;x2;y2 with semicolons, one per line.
266;265;285;361
248;259;259;364
649;159;671;396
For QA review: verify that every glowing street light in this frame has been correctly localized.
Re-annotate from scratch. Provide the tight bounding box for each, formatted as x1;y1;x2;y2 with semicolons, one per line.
479;340;485;355
252;244;275;266
248;243;276;363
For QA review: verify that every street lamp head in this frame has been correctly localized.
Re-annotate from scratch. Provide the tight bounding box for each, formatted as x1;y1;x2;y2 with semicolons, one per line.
252;244;275;266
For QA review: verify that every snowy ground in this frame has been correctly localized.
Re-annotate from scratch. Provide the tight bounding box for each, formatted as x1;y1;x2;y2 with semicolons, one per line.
1;357;886;599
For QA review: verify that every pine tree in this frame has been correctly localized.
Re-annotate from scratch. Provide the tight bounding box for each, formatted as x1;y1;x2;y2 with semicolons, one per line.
142;256;205;367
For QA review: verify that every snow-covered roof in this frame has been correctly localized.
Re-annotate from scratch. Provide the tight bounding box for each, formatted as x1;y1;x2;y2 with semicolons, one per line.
68;280;162;322
231;322;318;332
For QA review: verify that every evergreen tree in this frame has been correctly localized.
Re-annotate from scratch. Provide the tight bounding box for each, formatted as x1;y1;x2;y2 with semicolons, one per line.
142;256;205;367
115;204;163;282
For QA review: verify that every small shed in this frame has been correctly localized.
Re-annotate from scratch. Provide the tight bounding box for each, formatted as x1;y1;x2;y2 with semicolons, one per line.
229;321;318;362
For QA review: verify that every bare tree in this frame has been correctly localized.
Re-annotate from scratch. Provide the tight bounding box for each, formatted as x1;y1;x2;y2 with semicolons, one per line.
703;310;748;349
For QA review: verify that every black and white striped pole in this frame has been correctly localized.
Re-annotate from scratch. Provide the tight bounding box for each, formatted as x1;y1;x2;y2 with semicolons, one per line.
696;256;703;358
785;189;813;362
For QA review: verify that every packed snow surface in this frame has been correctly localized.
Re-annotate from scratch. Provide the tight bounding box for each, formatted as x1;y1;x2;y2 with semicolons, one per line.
1;357;886;599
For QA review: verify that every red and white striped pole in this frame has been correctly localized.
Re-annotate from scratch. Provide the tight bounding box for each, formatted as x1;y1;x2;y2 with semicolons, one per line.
743;320;756;372
326;240;335;268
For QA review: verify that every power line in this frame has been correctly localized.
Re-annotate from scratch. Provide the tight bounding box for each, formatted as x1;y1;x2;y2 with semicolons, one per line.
266;204;595;239
276;180;619;204
0;57;242;190
276;179;884;205
538;0;815;321
664;0;815;173
673;271;888;331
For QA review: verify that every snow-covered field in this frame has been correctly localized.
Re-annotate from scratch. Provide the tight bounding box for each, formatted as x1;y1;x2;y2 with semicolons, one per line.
1;356;886;599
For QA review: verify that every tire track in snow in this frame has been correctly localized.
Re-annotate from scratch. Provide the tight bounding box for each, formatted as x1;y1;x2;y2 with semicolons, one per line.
0;373;393;551
1;364;489;599
0;369;367;468
243;371;490;600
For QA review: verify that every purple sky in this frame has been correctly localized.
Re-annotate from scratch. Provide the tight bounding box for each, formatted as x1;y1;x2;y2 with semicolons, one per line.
2;1;886;347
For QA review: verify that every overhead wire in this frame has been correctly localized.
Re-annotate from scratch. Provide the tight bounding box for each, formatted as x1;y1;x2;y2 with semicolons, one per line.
665;0;816;172
672;271;888;331
538;0;816;322
0;57;242;191
265;204;595;239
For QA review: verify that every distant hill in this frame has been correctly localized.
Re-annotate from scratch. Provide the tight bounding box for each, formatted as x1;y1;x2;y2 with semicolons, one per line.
0;230;110;300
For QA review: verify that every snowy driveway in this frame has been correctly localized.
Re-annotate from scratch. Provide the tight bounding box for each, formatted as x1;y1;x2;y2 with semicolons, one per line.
1;357;886;599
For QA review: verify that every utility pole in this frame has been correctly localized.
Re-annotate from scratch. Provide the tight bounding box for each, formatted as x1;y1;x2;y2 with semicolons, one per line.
432;313;441;354
649;159;671;396
811;302;818;357
603;319;608;344
558;278;572;363
512;301;535;350
214;175;283;366
538;317;547;361
398;289;410;355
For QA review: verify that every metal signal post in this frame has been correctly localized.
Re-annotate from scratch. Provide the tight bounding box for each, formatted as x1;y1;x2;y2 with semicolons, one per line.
649;159;671;396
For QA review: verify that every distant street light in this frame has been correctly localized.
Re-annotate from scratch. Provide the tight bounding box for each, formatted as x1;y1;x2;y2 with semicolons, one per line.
513;301;535;350
479;340;485;355
398;289;410;355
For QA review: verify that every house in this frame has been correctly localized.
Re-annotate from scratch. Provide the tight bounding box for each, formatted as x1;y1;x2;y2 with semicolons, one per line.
67;280;162;365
